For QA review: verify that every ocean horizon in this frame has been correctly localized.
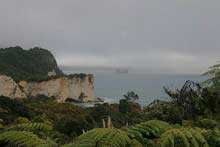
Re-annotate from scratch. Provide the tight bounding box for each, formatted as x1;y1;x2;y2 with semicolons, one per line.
63;69;206;106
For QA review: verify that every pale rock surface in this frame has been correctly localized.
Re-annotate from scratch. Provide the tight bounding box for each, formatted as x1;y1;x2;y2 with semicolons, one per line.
0;75;26;99
48;70;57;77
19;74;94;102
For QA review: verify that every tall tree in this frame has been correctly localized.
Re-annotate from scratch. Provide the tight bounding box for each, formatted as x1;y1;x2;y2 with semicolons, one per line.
123;91;139;102
203;62;220;86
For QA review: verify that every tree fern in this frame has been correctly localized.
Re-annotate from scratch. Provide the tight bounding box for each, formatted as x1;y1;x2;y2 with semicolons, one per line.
127;120;172;144
160;128;209;147
188;128;209;147
7;122;53;132
202;128;220;147
64;128;139;147
61;142;94;147
0;131;55;147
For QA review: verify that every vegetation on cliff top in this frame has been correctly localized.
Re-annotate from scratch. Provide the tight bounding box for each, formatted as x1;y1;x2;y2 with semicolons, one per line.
0;46;63;81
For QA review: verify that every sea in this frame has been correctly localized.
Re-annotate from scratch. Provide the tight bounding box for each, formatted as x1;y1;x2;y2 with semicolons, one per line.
62;69;206;107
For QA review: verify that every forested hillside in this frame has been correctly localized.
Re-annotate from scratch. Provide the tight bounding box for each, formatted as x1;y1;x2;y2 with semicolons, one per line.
0;46;63;81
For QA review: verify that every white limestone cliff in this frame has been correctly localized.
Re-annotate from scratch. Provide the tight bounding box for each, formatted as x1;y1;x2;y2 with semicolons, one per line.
0;74;94;102
0;75;26;99
19;74;94;102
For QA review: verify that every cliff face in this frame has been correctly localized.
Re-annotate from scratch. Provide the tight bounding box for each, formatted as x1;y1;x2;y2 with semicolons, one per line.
19;74;94;102
0;74;94;102
0;75;26;99
0;47;95;102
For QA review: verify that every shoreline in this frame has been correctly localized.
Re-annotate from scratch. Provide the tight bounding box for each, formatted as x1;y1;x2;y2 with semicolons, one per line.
69;97;115;107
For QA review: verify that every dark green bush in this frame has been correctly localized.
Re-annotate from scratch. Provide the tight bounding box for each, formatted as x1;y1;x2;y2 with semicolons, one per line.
0;46;63;82
197;118;219;129
119;99;129;114
0;97;31;124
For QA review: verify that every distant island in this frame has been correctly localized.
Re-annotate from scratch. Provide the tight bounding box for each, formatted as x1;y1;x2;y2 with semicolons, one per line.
60;65;130;74
115;68;129;74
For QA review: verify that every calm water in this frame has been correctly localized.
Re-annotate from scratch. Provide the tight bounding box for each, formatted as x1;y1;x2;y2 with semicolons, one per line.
63;70;206;106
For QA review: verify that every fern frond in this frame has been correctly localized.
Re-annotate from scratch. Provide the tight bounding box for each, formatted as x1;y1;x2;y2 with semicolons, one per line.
7;122;53;132
160;129;190;147
204;128;220;147
160;128;209;147
0;131;54;147
188;128;209;147
69;128;136;147
127;120;172;144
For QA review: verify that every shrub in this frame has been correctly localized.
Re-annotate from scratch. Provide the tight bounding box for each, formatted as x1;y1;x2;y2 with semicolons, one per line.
119;99;129;114
0;131;55;147
197;118;219;129
72;128;139;147
127;120;172;144
0;96;31;123
205;128;220;147
0;46;63;82
160;128;209;147
13;117;30;124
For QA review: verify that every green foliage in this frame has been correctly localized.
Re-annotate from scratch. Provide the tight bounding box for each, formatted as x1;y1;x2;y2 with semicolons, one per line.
0;46;63;81
72;128;138;147
0;96;31;124
0;131;55;147
24;97;95;137
145;101;184;124
202;86;220;114
119;98;142;114
90;102;147;129
164;80;205;120
68;73;87;80
203;62;220;85
160;129;190;147
13;117;30;124
204;128;220;147
32;115;53;126
160;128;209;147
0;119;4;130
54;116;93;137
202;62;220;114
5;122;58;145
119;99;129;114
7;122;53;132
161;63;220;122
197;119;219;130
127;120;172;144
0;96;217;146
124;91;139;102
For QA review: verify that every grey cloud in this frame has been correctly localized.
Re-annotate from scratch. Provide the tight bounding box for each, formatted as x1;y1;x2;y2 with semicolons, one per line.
0;0;220;74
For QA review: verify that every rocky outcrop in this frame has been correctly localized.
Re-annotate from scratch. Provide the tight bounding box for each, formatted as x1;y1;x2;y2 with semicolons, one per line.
19;74;94;102
0;75;26;99
0;74;94;102
0;47;94;102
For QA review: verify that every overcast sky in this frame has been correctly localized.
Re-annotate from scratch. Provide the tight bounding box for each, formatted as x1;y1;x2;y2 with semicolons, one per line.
0;0;220;74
